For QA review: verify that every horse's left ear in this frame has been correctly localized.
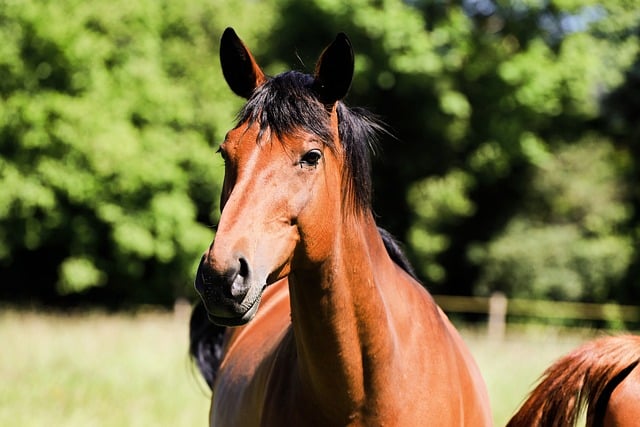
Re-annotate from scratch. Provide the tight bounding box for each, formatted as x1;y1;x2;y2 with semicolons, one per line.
220;27;266;99
313;33;354;105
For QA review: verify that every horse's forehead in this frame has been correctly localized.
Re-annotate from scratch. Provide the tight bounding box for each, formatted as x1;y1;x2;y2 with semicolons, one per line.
226;123;259;150
237;80;336;145
229;118;327;152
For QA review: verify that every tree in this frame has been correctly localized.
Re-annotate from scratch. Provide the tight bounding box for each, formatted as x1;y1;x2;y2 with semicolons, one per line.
2;0;639;306
602;47;640;303
0;0;277;305
265;0;640;301
470;138;633;301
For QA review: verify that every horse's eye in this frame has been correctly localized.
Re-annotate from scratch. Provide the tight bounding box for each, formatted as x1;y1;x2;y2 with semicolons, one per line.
217;147;228;162
300;149;322;167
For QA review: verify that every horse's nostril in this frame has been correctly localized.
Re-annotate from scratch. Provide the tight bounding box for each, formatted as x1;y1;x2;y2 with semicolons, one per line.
238;257;249;279
226;256;251;300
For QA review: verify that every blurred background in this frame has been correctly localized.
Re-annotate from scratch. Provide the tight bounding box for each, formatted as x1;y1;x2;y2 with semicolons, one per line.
0;0;639;424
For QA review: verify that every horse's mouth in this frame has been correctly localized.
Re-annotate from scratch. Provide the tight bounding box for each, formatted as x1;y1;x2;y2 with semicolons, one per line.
201;284;266;327
206;297;262;326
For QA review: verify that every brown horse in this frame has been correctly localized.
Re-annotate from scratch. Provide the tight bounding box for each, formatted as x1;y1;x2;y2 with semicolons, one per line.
507;334;640;427
191;28;492;426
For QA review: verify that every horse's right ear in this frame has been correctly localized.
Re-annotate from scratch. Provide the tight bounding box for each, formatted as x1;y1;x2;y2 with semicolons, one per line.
313;33;354;105
220;28;266;99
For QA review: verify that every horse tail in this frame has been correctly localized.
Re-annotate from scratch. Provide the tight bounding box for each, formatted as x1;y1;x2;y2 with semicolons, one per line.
507;335;640;427
189;300;227;390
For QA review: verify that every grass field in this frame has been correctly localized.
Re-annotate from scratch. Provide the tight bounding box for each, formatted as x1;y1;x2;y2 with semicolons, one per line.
0;307;211;427
0;307;611;426
461;324;598;425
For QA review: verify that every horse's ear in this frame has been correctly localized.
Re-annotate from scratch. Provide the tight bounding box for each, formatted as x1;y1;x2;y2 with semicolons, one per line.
313;33;354;105
220;27;266;99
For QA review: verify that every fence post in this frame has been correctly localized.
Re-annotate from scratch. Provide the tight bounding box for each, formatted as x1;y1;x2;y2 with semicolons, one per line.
488;292;507;341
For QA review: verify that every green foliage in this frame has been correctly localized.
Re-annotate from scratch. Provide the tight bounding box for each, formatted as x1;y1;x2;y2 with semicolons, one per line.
1;0;639;305
400;1;638;299
0;0;276;303
408;169;476;283
471;140;633;301
263;0;639;302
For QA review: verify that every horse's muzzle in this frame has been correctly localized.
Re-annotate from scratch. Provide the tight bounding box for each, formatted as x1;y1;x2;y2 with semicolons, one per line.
194;255;264;326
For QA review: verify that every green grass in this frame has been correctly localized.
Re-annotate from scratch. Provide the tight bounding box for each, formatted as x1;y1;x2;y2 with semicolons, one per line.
461;324;600;426
0;307;210;427
0;309;610;426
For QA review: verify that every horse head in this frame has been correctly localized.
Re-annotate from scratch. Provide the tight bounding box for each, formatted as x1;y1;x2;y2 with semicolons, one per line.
195;28;359;326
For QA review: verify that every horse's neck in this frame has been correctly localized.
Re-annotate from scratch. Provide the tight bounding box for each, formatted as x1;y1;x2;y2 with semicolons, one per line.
288;213;399;422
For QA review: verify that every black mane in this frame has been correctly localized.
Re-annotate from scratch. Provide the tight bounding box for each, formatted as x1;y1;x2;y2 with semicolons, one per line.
236;70;384;212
